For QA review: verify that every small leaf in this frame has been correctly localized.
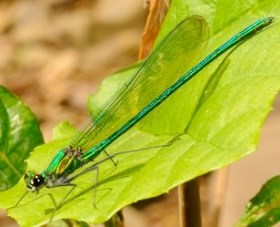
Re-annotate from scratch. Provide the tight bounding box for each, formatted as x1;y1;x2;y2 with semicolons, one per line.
0;86;44;190
236;176;280;227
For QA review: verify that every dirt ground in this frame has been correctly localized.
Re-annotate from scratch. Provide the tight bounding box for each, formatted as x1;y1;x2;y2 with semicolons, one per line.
0;1;279;226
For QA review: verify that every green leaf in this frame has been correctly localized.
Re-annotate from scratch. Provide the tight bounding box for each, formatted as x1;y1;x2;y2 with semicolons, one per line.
0;86;43;190
0;1;279;226
236;176;280;227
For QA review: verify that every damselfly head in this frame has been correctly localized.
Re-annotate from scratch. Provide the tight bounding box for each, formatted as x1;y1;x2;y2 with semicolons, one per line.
24;171;45;192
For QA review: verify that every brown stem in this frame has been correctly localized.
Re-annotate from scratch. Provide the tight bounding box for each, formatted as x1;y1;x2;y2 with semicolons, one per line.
104;210;124;227
178;178;202;227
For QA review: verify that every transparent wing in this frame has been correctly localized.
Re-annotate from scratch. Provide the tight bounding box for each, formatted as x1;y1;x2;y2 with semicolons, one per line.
69;15;209;152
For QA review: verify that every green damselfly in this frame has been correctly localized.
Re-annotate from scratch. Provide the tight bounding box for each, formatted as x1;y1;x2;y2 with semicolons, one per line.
20;15;274;216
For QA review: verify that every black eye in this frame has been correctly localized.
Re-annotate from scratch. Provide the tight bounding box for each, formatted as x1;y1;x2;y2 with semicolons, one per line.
32;175;45;187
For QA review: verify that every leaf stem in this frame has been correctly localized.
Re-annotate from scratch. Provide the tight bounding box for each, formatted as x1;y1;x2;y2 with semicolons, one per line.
178;178;202;227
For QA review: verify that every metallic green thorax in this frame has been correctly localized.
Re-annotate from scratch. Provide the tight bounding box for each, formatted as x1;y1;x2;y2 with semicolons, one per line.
45;147;85;177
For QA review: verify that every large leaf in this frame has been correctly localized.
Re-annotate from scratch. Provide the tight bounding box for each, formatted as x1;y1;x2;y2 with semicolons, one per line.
236;176;280;227
0;1;279;226
0;86;43;190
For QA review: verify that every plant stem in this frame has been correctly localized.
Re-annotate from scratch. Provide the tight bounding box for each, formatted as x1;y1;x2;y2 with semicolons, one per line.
178;178;202;227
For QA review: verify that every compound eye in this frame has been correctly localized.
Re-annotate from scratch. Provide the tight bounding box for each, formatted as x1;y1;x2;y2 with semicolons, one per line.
32;175;45;187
